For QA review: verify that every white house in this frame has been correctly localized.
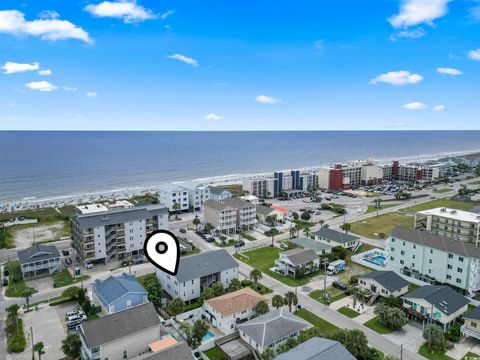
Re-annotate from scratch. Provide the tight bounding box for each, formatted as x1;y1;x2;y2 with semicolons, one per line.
274;248;320;278
156;250;239;303
158;182;210;212
17;244;61;279
208;187;233;202
203;287;264;334
402;285;469;331
313;227;360;250
237;308;310;354
358;271;410;299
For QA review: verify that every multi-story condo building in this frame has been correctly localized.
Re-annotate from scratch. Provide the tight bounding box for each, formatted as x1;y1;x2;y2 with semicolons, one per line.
71;204;168;265
414;207;480;245
203;200;237;234
317;159;383;190
156;250;239;303
158;181;210;212
387;226;480;296
243;170;317;197
383;161;440;184
223;197;257;230
242;177;275;198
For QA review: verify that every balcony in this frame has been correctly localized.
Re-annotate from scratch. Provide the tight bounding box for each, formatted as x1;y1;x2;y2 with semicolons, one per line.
461;325;480;341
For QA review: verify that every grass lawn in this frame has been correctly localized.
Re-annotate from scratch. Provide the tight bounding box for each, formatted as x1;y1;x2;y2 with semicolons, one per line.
435;188;452;193
246;282;273;295
310;287;347;305
52;269;89;288
293;220;315;229
462;352;480;360
234;247;317;286
214;239;242;248
181;245;201;256
364;317;394;334
241;232;257;241
5;261;37;298
350;212;414;239
337;306;360;318
213;184;243;197
418;343;454;360
294;308;340;338
404;198;480;212
470;180;480;185
204;347;225;360
365;204;397;214
0;226;15;249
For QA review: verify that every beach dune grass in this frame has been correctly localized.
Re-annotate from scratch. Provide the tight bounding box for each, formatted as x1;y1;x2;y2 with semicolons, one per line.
350;212;414;239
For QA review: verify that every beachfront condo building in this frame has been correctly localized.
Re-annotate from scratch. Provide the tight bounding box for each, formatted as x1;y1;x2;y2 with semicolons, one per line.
386;226;480;296
242;170;318;198
223;197;257;230
414;207;480;245
203;200;237;234
157;181;210;212
71;204;168;265
383;161;440;184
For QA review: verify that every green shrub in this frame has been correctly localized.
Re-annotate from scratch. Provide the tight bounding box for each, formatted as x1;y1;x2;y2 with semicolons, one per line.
445;322;462;342
7;318;26;352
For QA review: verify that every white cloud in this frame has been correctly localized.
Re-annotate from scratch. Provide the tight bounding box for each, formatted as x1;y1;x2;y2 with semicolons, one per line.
389;28;425;41
468;49;480;61
432;104;446;111
255;95;282;104
2;61;39;74
86;92;98;98
369;70;423;85
25;81;58;92
85;1;156;23
159;10;175;20
389;0;451;28
204;113;223;121
167;54;198;67
470;4;480;20
38;69;52;76
38;10;60;20
0;10;92;43
313;39;325;50
436;67;462;76
403;102;427;110
63;86;77;91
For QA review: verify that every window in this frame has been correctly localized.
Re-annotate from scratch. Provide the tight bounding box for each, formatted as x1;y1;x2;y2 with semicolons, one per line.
390;256;395;261
430;249;433;254
458;268;463;273
457;278;462;284
472;321;477;328
447;264;452;270
123;351;127;359
429;259;432;264
401;250;405;255
459;256;464;262
448;253;453;259
400;260;404;265
402;241;405;246
391;247;395;252
447;275;451;280
413;254;416;259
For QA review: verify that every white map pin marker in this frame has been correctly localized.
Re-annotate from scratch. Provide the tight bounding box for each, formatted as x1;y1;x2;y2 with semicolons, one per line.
144;230;180;276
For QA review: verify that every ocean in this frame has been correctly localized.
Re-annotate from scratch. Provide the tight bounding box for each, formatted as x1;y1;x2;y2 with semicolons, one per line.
1;131;480;204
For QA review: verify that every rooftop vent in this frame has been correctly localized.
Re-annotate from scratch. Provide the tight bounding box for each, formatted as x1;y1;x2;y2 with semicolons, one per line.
440;208;446;212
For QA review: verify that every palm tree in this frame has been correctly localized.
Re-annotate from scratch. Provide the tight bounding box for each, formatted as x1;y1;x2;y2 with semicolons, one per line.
166;298;185;321
33;342;45;360
254;300;269;315
21;287;35;311
342;329;369;359
211;282;224;297
271;295;285;310
265;228;279;247
284;291;298;313
423;323;446;351
319;219;325;229
192;217;201;230
228;278;242;292
204;222;214;235
61;333;82;360
249;269;263;290
191;320;209;349
341;223;351;234
202;287;215;300
373;198;383;217
172;202;181;220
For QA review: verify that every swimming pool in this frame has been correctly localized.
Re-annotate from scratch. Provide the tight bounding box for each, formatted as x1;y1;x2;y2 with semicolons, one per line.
202;331;215;341
361;251;387;267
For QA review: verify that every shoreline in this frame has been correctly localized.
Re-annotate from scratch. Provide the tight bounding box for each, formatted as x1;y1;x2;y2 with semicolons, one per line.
1;148;480;211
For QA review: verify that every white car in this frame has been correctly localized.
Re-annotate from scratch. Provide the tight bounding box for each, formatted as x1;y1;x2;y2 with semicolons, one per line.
85;263;94;269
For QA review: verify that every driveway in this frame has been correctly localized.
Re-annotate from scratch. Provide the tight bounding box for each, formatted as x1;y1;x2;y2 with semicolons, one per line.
384;322;424;355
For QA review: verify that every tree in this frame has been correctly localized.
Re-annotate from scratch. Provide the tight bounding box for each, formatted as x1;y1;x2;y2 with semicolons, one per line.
265;228;280;247
21;287;35;311
202;287;215;300
193;217;201;230
341;223;351;234
229;278;242;292
61;333;82;360
211;282;224;297
373;198;383;217
423;323;446;351
265;215;276;227
261;347;275;360
7;304;19;334
191;320;209;349
250;269;263;290
301;211;311;221
340;329;369;359
319;219;325;229
33;342;45;360
272;295;285;310
332;246;348;260
204;222;214;234
374;303;406;330
254;300;269;315
172;202;181;219
142;275;163;309
292;212;299;220
166;298;185;320
284;291;298;313
62;286;81;300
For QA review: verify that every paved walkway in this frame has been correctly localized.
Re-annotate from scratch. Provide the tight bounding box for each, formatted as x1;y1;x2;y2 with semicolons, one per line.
447;338;480;359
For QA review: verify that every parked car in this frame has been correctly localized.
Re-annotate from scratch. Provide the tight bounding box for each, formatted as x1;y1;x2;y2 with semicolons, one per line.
234;240;245;248
2;278;8;287
280;243;289;250
65;258;73;265
62;249;70;256
179;228;187;233
332;280;348;291
3;268;9;277
204;235;214;242
85;263;94;269
66;310;81;320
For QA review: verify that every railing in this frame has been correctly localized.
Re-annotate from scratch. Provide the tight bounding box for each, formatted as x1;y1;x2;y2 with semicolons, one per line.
461;325;480;340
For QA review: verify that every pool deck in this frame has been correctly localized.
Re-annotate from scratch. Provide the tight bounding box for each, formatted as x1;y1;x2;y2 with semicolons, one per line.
352;249;388;271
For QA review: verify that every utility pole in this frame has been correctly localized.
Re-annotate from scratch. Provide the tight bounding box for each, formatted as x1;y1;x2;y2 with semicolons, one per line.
323;261;327;299
400;344;403;360
30;326;34;360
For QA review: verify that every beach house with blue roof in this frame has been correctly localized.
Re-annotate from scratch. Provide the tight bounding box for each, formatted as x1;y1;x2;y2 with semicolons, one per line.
93;273;149;314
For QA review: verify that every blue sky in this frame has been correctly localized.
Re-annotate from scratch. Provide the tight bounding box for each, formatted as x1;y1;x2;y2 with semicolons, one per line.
0;0;479;130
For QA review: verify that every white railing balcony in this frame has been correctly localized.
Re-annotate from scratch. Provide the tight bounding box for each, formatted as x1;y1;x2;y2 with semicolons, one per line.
461;325;480;341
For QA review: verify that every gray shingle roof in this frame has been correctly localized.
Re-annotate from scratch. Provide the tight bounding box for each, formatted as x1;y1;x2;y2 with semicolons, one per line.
403;285;469;315
255;205;275;216
237;308;309;347
289;237;332;254
17;244;60;264
73;205;167;229
203;200;234;211
281;248;319;266
94;272;147;305
224;197;255;209
464;306;480;321
391;227;480;258
359;271;409;293
314;228;360;244
143;342;195;360
274;337;356;360
80;303;162;348
209;187;232;196
173;249;238;282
